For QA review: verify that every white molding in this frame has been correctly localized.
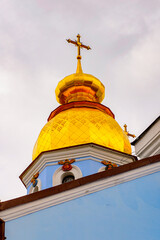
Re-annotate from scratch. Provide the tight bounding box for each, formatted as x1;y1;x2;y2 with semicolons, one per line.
1;161;160;222
52;165;83;186
98;166;106;172
21;144;135;188
134;119;160;158
136;133;160;158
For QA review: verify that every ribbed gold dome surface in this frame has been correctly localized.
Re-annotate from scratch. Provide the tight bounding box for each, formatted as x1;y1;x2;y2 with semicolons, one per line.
32;107;131;160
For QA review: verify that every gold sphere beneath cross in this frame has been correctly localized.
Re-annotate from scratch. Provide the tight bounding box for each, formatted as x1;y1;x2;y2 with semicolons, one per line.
55;71;105;104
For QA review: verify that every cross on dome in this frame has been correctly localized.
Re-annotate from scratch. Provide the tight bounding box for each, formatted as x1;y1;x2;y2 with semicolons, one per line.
67;34;91;60
123;124;136;138
54;34;105;104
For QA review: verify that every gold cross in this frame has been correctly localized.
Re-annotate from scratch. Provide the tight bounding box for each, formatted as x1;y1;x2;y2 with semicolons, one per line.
124;124;136;138
67;34;91;60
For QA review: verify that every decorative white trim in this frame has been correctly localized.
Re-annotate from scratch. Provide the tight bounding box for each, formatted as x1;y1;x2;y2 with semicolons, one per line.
29;179;41;194
1;161;160;222
21;144;136;188
98;166;106;172
134;119;160;159
136;133;160;158
53;165;82;186
98;165;118;173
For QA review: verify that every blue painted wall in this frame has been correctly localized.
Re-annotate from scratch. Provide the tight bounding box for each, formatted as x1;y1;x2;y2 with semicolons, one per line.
28;157;104;193
7;171;160;240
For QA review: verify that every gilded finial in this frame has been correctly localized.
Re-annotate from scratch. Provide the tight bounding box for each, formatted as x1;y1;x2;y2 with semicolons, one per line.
54;35;104;105
66;34;91;73
124;124;136;138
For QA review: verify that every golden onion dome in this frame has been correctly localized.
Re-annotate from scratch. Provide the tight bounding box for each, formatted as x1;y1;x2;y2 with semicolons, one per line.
55;59;105;104
32;34;132;161
32;104;131;160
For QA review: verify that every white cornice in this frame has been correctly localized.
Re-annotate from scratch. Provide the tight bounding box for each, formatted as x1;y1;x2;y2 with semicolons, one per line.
21;144;136;188
137;134;160;158
134;119;160;158
1;161;159;222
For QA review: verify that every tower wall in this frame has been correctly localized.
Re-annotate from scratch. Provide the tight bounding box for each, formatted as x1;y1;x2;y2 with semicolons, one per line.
5;171;160;240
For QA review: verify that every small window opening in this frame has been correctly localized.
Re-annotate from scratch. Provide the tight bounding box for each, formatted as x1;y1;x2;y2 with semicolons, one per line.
62;175;75;184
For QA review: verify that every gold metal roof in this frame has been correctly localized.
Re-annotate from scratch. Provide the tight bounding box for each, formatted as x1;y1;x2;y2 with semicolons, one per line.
33;107;131;160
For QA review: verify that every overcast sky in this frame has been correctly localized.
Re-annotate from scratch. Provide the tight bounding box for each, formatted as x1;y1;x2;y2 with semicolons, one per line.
0;0;159;201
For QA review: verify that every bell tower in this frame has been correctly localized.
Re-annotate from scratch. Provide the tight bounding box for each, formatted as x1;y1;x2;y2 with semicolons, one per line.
20;35;135;194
